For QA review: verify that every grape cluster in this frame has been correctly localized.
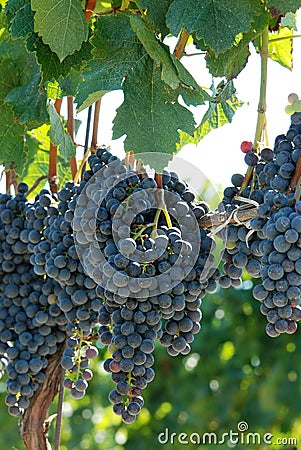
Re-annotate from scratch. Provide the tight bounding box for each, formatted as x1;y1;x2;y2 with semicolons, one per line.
253;205;301;336
219;110;301;335
0;186;66;416
68;147;219;421
28;183;102;399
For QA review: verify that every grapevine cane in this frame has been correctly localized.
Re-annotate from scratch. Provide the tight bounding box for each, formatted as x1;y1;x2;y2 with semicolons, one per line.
48;98;62;194
240;26;269;192
67;96;78;180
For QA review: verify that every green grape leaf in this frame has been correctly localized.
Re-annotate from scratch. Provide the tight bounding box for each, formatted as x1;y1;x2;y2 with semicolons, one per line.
58;67;81;96
27;35;92;83
268;27;293;69
4;0;28;20
206;37;250;80
130;14;180;89
48;102;76;161
31;0;88;61
178;89;242;148
75;13;146;110
0;103;28;174
167;0;262;54
205;8;270;79
113;57;195;171
9;1;34;38
267;0;301;14
138;0;172;37
77;90;108;113
281;12;297;30
130;15;209;103
5;71;48;128
0;37;48;128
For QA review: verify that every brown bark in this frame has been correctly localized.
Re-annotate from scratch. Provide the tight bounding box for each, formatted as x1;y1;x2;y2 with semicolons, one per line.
48;98;63;194
84;0;97;22
198;206;258;229
19;344;65;450
91;100;101;152
67;96;78;180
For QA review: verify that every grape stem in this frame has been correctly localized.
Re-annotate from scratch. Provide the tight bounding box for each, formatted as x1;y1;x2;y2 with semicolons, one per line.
26;175;48;196
74;149;91;184
269;34;301;43
240;26;269;192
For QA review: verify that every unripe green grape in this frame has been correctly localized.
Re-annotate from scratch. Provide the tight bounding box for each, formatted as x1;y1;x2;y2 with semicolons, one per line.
285;104;295;115
288;93;299;104
293;99;301;112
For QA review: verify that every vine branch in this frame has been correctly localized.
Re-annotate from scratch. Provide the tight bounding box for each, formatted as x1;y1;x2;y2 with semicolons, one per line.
19;343;65;450
173;29;189;59
82;105;93;177
84;0;97;22
91;100;101;152
48;98;62;194
198;206;258;229
67;96;78;180
240;26;269;192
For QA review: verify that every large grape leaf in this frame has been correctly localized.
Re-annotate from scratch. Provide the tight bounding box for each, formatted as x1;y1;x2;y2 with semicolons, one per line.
48;103;76;162
31;0;88;61
268;27;293;69
267;0;301;14
178;87;242;148
75;13;146;110
167;0;262;54
113;57;195;170
138;0;173;37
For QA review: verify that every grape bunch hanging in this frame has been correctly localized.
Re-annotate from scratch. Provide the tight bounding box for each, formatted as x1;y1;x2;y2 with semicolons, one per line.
1;106;301;423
